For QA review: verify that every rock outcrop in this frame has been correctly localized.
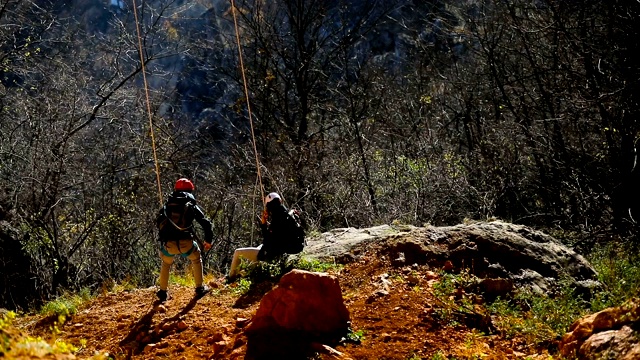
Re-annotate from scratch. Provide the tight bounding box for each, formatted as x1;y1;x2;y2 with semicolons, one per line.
302;221;600;298
559;299;640;359
245;270;350;359
0;220;35;310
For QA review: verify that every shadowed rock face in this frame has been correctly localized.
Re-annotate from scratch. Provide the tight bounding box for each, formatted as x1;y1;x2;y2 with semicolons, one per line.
248;270;350;335
0;221;36;310
302;221;600;297
245;270;350;359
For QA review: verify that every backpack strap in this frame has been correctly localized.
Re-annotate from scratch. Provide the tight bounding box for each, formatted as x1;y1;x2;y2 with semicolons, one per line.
162;201;194;232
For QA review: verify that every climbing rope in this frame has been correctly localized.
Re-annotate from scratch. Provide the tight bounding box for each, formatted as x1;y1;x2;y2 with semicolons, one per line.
132;0;164;207
231;0;265;205
131;0;265;210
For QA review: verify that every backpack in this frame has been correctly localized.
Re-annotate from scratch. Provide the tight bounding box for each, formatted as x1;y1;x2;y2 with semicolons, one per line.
283;209;305;254
156;192;196;242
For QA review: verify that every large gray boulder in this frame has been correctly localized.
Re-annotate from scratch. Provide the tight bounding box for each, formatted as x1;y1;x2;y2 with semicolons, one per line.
301;221;600;297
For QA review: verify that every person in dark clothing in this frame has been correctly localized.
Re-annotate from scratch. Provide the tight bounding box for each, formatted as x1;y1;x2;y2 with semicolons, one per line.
227;192;290;280
155;178;213;302
257;192;290;261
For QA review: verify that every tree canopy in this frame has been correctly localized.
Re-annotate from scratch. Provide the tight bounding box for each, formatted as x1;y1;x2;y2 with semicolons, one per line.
1;0;639;309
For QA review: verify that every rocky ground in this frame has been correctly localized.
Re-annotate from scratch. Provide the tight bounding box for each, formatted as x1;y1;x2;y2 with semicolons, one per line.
10;222;640;359
19;250;553;359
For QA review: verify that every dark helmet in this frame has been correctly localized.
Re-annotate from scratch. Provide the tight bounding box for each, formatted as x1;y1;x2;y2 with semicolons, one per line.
174;178;195;192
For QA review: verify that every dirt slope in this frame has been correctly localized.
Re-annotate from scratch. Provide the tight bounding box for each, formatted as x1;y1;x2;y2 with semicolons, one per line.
21;252;554;359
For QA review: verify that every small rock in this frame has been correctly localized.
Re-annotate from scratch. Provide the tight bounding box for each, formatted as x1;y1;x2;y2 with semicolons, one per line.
406;274;420;285
212;341;227;354
207;332;228;343
232;336;245;348
443;260;454;272
425;271;438;280
366;289;388;304
394;254;408;267
177;320;188;331
235;317;250;328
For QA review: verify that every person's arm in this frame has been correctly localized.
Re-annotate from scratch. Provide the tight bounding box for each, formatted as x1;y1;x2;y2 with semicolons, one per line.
257;212;272;260
155;207;165;228
193;205;214;248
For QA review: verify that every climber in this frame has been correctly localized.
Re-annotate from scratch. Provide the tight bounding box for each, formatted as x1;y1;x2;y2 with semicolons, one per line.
155;178;213;302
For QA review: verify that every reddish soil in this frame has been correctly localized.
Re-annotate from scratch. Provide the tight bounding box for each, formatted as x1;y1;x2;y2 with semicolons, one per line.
21;252;554;359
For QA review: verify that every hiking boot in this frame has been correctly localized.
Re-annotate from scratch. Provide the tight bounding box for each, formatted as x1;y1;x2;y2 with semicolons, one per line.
195;285;210;298
156;289;167;303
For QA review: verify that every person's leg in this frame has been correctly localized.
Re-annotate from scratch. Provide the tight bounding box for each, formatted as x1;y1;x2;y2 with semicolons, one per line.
228;247;261;279
157;244;177;302
159;240;188;289
183;240;204;288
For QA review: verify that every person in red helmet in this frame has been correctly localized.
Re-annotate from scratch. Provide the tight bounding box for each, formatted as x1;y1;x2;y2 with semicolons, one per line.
155;178;213;302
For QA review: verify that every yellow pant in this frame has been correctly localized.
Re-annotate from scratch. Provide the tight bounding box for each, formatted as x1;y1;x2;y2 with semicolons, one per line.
158;239;203;291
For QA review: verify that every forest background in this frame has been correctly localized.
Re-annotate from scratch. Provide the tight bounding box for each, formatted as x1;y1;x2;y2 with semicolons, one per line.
1;0;639;311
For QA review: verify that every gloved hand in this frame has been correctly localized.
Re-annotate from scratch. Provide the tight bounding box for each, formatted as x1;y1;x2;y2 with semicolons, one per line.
203;242;212;251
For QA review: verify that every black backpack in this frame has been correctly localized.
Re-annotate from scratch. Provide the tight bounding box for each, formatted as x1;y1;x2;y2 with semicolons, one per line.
156;192;196;242
283;209;305;254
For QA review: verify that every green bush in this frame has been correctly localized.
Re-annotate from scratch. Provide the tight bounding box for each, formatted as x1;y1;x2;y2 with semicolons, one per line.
486;238;640;346
488;296;557;344
1;311;17;353
432;269;590;345
0;310;103;358
289;257;343;273
588;243;640;311
230;278;252;295
488;277;591;344
39;288;93;319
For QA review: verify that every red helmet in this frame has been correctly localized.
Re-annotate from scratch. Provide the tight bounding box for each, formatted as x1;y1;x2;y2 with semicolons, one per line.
174;178;195;192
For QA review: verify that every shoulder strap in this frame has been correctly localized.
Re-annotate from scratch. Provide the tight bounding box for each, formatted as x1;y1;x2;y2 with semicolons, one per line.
162;200;194;231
